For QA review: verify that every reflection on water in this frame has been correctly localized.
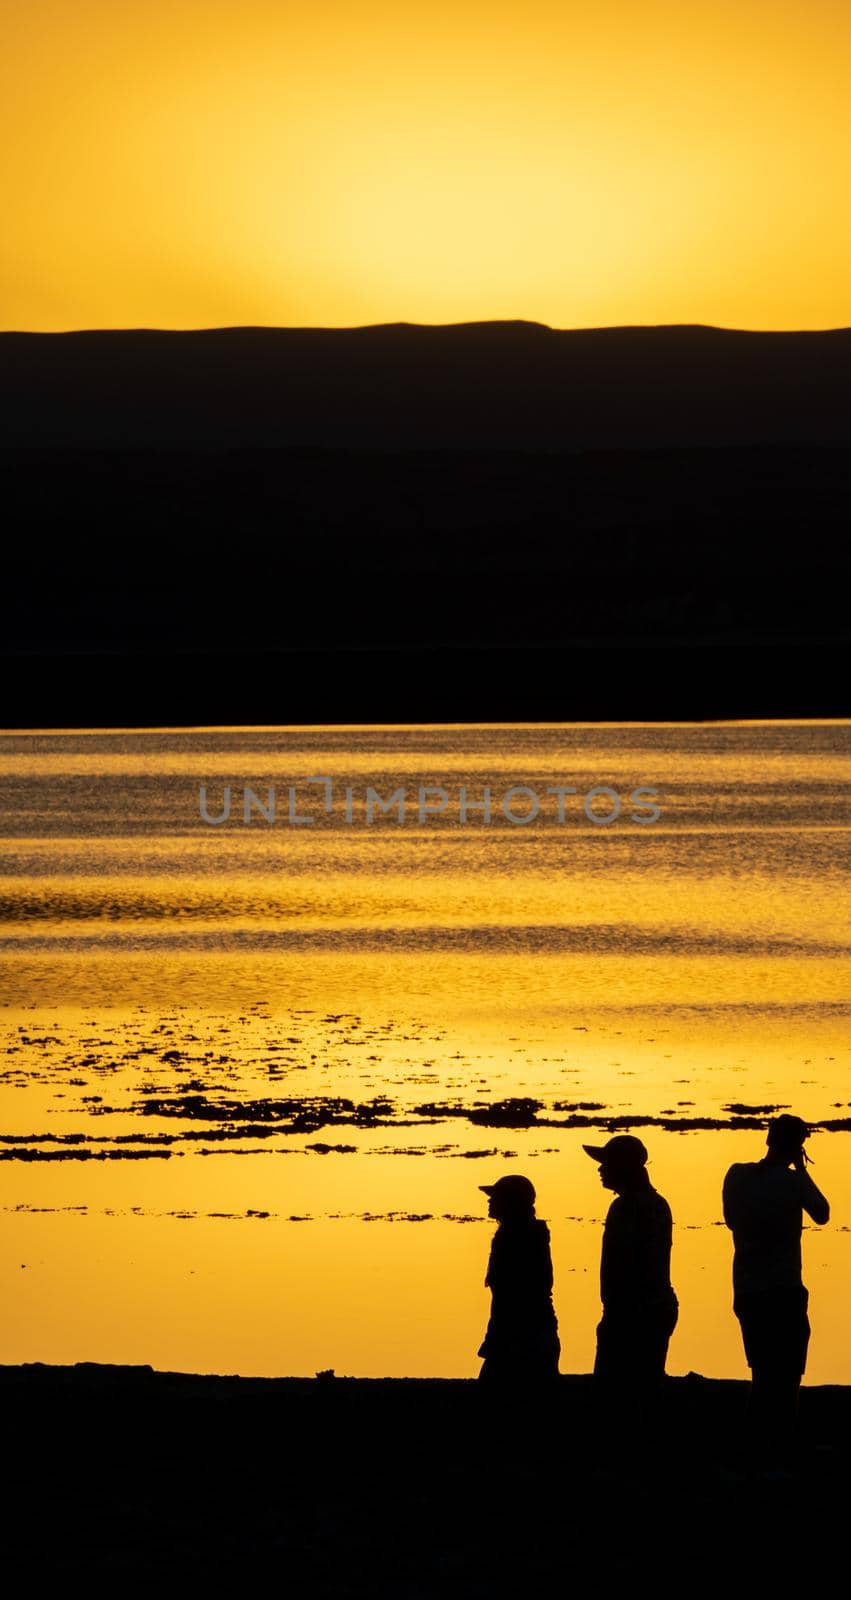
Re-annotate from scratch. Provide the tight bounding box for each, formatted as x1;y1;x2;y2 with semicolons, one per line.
0;723;849;1378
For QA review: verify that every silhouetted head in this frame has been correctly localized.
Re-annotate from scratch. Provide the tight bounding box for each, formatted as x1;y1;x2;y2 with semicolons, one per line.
583;1134;649;1193
479;1174;536;1221
766;1114;809;1162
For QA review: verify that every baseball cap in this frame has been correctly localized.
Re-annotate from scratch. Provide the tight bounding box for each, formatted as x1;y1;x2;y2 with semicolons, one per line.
767;1114;810;1145
479;1175;536;1207
583;1134;649;1167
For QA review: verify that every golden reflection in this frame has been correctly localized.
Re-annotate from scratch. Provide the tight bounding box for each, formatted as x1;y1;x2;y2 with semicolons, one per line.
1;722;849;1378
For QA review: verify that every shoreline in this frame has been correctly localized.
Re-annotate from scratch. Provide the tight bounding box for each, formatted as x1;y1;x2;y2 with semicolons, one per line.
5;640;850;725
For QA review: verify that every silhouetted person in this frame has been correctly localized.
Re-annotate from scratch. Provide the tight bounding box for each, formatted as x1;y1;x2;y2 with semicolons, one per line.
722;1114;829;1457
584;1135;678;1409
477;1175;560;1384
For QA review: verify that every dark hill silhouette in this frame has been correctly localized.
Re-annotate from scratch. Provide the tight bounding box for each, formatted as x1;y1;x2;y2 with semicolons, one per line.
3;322;850;722
2;321;851;449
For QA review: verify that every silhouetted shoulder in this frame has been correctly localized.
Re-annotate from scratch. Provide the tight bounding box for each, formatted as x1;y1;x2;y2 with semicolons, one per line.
530;1218;554;1268
723;1162;754;1184
722;1161;757;1193
722;1162;751;1226
604;1189;672;1236
647;1190;674;1242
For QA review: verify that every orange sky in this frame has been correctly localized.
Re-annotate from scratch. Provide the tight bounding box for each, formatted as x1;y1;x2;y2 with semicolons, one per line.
2;0;850;331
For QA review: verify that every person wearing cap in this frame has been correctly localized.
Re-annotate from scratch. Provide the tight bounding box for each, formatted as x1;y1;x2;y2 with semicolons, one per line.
583;1135;678;1398
722;1114;830;1441
477;1174;561;1383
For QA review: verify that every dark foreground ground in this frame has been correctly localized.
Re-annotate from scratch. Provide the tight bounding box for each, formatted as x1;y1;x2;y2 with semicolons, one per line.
1;1364;847;1591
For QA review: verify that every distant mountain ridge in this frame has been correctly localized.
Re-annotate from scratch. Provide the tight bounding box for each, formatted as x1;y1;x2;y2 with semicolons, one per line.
2;321;850;449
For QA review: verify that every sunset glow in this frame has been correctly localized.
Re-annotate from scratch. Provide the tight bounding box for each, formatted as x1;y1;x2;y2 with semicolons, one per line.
3;0;851;331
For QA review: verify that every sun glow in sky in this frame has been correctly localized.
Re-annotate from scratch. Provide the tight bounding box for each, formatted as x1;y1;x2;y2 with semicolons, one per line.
2;0;851;330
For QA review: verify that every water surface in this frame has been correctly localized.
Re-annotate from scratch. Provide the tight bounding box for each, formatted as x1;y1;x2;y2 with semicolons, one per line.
1;723;849;1378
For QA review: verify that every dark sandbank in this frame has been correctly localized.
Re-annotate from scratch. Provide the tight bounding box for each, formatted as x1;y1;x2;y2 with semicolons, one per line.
5;1097;851;1162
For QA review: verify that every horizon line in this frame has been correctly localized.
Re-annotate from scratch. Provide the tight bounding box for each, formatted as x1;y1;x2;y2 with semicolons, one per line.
3;318;851;338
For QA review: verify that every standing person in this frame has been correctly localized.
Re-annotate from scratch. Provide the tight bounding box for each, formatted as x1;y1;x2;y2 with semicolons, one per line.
477;1175;560;1384
722;1114;830;1450
583;1135;678;1404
